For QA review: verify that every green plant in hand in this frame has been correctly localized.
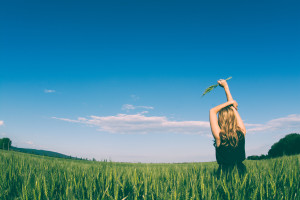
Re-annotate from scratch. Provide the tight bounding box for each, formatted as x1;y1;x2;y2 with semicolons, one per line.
202;77;232;97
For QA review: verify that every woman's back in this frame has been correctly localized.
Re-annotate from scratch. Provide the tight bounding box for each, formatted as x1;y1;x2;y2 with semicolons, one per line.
215;134;245;165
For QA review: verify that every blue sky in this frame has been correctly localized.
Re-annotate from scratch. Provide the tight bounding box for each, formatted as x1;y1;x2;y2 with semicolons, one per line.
0;0;299;162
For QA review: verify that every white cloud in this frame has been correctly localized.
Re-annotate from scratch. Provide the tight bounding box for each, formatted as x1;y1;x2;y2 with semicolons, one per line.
53;113;300;135
122;104;135;110
139;111;149;114
122;104;154;112
53;113;210;135
0;121;4;126
25;141;34;145
246;114;300;133
44;89;56;93
52;117;78;123
23;141;43;148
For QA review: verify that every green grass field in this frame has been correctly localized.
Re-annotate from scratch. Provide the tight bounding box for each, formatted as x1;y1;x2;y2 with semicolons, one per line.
0;150;299;200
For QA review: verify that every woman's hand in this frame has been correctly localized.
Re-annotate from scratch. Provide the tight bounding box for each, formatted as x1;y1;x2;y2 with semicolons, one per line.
232;101;238;110
218;79;228;88
229;100;238;110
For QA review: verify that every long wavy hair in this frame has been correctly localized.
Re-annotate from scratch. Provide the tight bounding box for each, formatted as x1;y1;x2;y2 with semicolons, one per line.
218;106;243;148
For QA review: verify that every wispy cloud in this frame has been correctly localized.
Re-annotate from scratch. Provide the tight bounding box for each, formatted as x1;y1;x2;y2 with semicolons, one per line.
53;114;210;135
53;114;300;135
246;114;300;133
0;121;4;126
25;141;34;145
23;140;43;148
52;117;78;123
44;89;56;93
122;104;154;112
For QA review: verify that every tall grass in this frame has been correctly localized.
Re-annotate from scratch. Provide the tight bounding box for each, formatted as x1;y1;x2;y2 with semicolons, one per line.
0;150;299;200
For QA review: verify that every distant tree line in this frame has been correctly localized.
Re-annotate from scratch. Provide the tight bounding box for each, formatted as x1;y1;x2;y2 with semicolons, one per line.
0;137;93;161
247;154;268;160
0;138;12;150
247;133;300;160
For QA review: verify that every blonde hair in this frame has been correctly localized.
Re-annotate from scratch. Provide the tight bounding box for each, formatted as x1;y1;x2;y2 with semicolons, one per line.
218;106;243;148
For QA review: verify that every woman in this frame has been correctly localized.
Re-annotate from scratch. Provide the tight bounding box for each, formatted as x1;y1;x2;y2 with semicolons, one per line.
209;79;246;176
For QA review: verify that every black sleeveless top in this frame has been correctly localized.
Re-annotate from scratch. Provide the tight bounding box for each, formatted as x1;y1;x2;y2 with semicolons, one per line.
215;135;246;165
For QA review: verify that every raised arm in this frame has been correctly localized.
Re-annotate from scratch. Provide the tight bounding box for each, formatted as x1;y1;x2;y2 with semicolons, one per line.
218;79;234;102
209;100;235;141
218;79;246;135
